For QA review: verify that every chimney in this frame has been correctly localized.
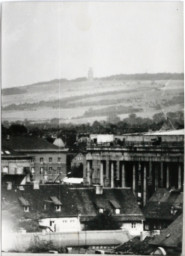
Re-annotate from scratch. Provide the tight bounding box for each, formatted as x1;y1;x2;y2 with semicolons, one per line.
95;185;103;195
7;182;12;190
33;180;40;190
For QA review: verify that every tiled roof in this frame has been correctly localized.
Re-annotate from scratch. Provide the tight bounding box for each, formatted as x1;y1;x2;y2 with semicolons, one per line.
1;145;32;159
2;136;67;152
149;214;182;248
2;185;144;222
143;189;182;220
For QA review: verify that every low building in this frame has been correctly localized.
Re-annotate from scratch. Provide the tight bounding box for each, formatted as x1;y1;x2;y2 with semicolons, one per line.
143;188;182;231
2;184;144;236
2;135;68;183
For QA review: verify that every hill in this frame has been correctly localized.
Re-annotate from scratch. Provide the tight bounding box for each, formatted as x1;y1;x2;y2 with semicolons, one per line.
2;73;184;124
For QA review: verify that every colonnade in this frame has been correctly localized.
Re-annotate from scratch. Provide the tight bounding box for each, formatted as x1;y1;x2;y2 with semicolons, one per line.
85;160;183;206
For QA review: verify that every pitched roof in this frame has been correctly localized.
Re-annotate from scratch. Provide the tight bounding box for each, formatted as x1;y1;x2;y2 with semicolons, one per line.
149;214;182;248
2;136;67;152
143;189;182;220
50;196;62;206
19;197;30;206
2;185;144;222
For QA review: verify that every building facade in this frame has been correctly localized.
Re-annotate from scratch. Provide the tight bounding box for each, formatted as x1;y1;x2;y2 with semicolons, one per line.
2;136;68;183
84;134;184;206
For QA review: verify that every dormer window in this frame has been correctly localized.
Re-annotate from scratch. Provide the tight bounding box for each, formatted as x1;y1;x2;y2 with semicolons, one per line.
24;206;30;212
115;209;120;215
50;196;62;212
99;208;104;213
19;197;30;212
170;206;177;215
109;200;121;215
55;205;61;212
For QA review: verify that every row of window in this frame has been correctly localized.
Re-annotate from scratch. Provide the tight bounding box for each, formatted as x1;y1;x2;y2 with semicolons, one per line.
40;157;61;163
40;167;62;174
99;208;120;215
23;205;62;213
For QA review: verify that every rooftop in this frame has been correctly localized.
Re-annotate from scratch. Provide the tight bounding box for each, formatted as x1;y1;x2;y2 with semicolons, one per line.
143;188;183;221
2;184;144;222
2;135;68;152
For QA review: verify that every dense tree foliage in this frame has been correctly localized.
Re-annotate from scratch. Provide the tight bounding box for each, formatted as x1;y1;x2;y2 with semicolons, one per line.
2;110;184;148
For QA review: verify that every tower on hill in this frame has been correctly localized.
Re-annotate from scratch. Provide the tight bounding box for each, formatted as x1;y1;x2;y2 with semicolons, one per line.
88;67;94;81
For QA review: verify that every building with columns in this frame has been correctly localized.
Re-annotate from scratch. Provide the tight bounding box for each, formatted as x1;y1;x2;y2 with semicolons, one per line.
84;134;184;206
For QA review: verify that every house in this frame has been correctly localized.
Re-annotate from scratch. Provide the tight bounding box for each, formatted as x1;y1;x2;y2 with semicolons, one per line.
2;135;68;184
1;146;33;187
143;188;182;231
2;184;144;236
149;214;182;255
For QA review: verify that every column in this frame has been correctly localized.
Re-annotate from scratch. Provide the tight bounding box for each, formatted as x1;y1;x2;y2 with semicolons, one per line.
100;162;104;186
121;163;126;187
105;159;110;187
143;165;147;206
155;164;159;191
178;164;182;189
166;164;169;188
111;162;114;188
87;161;91;185
132;164;136;195
160;162;164;187
148;161;152;186
116;161;120;181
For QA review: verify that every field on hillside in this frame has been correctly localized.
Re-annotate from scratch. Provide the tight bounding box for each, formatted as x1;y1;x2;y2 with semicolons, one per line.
2;79;184;124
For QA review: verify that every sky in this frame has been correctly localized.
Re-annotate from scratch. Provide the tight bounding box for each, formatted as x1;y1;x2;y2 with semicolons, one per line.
2;1;184;88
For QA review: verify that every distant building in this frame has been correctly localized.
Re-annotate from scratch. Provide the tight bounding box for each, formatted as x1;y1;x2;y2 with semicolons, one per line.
2;135;68;184
2;184;144;236
88;67;94;81
84;134;184;206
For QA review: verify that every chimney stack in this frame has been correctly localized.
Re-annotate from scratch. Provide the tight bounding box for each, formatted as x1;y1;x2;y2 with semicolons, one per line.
7;182;12;190
33;180;40;190
95;185;103;195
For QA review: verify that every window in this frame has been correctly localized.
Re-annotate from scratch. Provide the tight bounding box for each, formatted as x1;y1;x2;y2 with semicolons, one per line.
49;167;52;172
115;209;120;215
40;157;44;163
99;208;104;213
40;167;44;174
58;157;61;163
44;204;47;210
31;167;35;174
131;222;136;228
55;205;61;212
49;157;52;162
24;206;30;212
3;166;8;174
57;167;61;171
145;224;149;231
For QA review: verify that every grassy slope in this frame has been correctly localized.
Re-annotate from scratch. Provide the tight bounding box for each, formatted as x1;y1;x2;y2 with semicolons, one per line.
2;78;184;124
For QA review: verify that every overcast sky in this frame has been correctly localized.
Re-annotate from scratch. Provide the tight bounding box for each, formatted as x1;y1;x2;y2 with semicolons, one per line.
2;1;184;88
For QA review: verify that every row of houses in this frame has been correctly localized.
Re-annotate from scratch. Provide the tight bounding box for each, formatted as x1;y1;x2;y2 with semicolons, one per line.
1;133;184;254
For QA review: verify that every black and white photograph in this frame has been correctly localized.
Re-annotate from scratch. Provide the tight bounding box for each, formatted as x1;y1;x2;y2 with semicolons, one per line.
1;1;184;255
